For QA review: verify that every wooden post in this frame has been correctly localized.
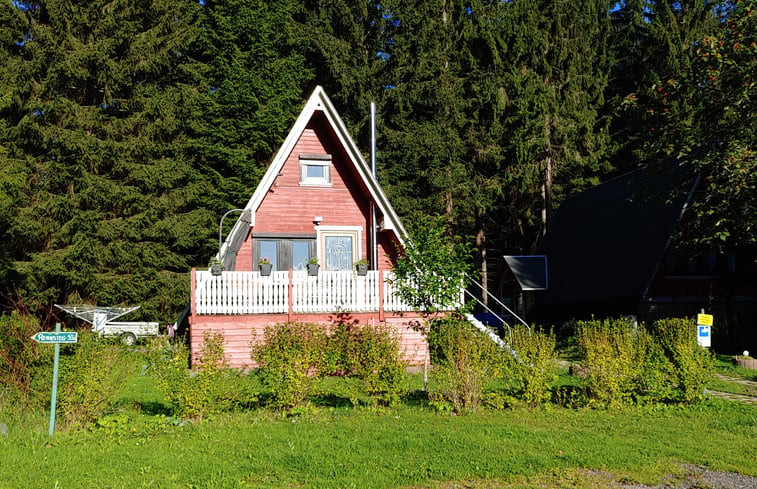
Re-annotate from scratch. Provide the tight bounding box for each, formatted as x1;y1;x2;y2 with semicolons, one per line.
378;269;385;322
190;268;197;316
287;268;294;322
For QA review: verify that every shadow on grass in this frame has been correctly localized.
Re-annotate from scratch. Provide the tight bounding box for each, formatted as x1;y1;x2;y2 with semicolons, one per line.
115;399;174;416
310;393;355;408
403;389;430;408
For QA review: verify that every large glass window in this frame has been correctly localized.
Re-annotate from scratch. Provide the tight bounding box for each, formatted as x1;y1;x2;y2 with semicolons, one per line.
292;241;311;271
253;238;315;271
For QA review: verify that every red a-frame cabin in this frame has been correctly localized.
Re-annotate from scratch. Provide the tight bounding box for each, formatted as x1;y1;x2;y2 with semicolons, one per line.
188;87;453;368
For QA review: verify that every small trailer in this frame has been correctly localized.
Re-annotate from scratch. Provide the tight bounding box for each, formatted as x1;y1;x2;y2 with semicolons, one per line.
55;304;159;345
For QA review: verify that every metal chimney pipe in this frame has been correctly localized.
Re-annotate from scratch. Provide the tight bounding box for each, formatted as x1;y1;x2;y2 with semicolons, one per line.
370;102;379;269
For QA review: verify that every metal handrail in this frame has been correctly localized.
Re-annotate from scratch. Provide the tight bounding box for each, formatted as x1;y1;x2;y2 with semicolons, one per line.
464;273;531;332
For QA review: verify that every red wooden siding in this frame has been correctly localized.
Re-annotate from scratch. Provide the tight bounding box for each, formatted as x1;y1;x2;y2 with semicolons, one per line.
255;117;370;233
189;313;429;369
234;229;253;270
230;113;397;271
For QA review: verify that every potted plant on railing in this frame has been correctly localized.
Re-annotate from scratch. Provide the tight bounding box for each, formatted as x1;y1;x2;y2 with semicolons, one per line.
209;257;223;276
307;257;320;276
259;257;273;276
355;258;369;276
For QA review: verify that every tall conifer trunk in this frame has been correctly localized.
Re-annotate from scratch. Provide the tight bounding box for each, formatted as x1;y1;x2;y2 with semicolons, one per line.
476;225;488;307
541;116;554;243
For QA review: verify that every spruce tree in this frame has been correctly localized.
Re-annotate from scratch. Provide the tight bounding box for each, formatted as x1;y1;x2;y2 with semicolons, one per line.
0;0;218;321
295;0;397;146
376;0;517;300
503;0;613;251
607;0;718;168
190;0;312;203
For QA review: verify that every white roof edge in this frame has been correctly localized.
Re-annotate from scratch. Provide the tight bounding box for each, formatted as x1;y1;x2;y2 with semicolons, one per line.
219;86;406;258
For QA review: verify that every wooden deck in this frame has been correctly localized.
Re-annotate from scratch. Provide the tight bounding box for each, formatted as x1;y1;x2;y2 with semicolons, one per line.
189;269;454;368
192;269;414;317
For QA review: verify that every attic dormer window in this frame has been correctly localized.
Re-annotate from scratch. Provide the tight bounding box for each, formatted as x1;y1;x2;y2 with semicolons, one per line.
299;154;332;186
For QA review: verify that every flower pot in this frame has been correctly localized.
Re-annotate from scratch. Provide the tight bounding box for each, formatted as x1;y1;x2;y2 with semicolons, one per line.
307;263;320;276
733;357;757;370
355;263;368;276
210;262;223;276
259;263;272;276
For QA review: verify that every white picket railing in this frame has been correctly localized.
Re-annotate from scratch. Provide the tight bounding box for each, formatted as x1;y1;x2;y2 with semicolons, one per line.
195;270;289;315
195;270;428;315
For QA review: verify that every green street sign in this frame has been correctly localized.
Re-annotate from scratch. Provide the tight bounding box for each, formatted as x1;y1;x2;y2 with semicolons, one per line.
31;331;78;344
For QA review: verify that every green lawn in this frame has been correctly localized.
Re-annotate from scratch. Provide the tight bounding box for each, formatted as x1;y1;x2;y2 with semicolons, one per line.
2;349;756;489
2;396;756;488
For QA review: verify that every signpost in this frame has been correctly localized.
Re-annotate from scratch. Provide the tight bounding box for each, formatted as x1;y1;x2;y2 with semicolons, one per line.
31;323;78;437
696;312;713;348
31;331;78;344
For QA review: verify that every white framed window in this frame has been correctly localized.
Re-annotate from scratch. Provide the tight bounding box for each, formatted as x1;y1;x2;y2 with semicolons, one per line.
299;153;332;186
316;226;362;271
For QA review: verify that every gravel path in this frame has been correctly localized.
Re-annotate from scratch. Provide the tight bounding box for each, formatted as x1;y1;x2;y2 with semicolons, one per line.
616;465;757;489
707;374;757;405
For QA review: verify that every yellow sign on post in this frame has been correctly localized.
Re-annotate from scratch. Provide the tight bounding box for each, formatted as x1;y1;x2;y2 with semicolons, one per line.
697;313;713;326
696;313;713;348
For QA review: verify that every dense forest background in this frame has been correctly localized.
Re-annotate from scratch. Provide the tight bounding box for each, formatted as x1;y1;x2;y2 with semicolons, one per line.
0;0;754;324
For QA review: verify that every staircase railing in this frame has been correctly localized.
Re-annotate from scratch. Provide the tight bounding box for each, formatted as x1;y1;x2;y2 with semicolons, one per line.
464;274;531;336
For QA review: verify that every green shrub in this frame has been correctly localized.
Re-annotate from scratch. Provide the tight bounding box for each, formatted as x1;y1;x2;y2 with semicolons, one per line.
576;318;645;407
649;317;714;403
427;315;503;413
145;336;191;411
324;324;355;375
635;328;676;402
147;332;254;420
345;323;407;406
58;332;131;430
508;325;557;407
252;322;327;410
0;312;51;406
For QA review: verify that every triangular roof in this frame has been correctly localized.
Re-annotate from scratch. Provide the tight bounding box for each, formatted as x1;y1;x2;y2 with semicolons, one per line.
219;86;407;260
531;163;699;320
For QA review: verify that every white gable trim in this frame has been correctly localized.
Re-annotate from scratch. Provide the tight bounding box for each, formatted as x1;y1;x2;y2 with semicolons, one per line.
218;86;406;260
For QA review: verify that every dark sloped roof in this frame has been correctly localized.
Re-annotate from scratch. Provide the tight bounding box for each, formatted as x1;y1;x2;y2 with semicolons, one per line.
533;165;697;316
503;255;548;290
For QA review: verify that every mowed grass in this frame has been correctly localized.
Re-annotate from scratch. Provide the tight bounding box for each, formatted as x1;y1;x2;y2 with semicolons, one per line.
2;399;756;488
1;352;756;489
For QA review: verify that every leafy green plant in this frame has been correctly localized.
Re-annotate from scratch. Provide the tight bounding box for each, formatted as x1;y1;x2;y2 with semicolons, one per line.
576;318;645;407
146;333;253;420
649;317;714;404
427;315;503;413
635;328;676;403
0;312;50;406
345;323;407;406
508;325;558;407
252;322;327;410
390;214;472;314
195;330;229;372
58;332;131;430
